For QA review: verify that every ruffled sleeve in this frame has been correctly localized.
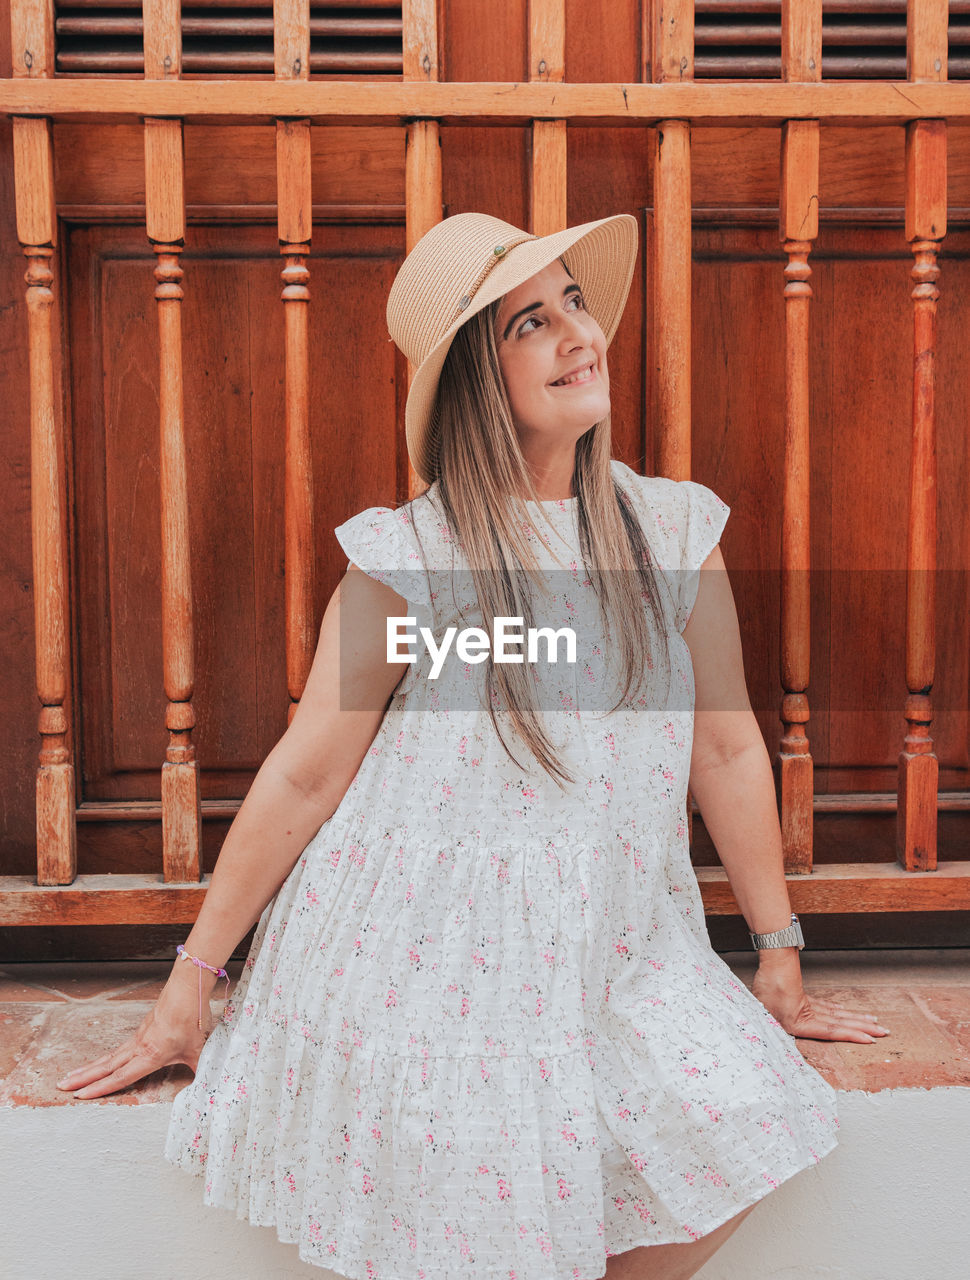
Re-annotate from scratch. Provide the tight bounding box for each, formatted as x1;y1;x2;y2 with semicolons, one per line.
333;505;434;618
671;480;731;632
610;461;730;635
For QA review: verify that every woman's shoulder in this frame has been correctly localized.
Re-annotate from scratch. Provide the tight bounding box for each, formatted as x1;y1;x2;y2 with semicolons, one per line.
610;457;717;503
333;486;458;578
609;458;730;563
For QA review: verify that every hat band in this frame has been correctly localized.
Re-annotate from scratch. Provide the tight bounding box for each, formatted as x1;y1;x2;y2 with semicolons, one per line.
453;231;539;320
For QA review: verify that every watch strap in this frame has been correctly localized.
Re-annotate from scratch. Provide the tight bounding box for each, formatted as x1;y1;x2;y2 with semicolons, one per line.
749;912;805;951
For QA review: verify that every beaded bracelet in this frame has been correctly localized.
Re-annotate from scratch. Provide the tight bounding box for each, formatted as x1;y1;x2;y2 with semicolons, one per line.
176;945;232;1031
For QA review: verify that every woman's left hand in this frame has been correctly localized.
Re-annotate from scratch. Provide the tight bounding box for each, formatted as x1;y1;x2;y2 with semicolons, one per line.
751;955;891;1044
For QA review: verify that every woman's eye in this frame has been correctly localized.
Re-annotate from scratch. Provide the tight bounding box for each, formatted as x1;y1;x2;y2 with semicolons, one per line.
568;293;586;311
517;315;541;336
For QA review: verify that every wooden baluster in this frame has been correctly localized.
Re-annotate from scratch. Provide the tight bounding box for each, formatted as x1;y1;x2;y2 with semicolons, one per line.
899;0;947;871
275;1;315;722
528;0;566;236
144;0;201;881
11;0;77;883
648;0;693;482
648;1;694;843
403;0;442;499
778;1;821;875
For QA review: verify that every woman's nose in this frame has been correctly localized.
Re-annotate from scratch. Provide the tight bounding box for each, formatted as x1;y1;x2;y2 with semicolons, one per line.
558;312;588;349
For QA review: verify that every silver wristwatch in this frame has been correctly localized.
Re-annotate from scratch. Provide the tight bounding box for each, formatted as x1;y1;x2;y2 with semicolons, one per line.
749;912;804;951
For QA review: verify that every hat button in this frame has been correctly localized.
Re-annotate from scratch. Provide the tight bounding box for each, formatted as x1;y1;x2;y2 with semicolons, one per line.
493;244;507;256
457;294;471;311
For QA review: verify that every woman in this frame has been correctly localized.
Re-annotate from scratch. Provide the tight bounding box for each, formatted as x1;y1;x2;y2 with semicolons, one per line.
57;212;887;1280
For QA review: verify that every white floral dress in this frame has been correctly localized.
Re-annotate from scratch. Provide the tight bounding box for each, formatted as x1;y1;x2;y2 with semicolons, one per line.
164;457;839;1280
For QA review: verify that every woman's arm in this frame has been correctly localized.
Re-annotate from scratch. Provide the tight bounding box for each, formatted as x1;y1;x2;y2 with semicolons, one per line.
57;563;412;1098
682;547;889;1045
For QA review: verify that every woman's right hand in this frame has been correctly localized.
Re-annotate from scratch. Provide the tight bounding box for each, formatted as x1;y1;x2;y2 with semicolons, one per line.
55;967;221;1100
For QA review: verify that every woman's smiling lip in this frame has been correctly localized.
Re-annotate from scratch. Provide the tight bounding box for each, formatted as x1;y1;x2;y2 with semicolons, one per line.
549;361;596;387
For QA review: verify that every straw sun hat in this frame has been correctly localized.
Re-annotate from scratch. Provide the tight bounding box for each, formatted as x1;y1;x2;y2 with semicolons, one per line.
386;211;639;484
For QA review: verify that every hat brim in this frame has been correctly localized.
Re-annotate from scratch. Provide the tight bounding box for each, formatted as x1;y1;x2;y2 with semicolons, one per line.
404;212;639;485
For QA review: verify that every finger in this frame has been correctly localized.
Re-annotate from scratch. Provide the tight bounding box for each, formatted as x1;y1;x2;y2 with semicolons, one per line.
795;1017;883;1044
57;1044;137;1090
73;1055;164;1100
808;1002;891;1031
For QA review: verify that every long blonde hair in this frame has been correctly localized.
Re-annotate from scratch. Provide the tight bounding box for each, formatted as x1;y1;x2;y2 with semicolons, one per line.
405;298;672;787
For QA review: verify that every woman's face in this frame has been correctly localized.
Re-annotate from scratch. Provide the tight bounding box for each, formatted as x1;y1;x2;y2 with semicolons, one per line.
493;260;610;451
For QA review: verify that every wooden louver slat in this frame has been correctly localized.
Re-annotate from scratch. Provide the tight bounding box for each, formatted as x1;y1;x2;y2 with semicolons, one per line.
55;2;404;75
53;3;970;80
690;2;966;79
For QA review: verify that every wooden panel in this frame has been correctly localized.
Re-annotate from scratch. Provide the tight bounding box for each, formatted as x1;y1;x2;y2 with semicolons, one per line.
566;0;639;84
52;123;405;210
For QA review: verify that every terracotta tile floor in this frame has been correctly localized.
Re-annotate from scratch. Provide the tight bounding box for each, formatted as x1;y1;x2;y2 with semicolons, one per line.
1;949;968;1107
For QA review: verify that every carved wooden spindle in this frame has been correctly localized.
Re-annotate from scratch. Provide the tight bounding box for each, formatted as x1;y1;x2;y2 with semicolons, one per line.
278;125;315;722
778;236;814;874
778;107;820;876
529;0;566;236
274;2;315;719
403;0;442;498
899;0;946;870
144;0;201;878
152;228;202;880
899;121;945;872
13;115;78;883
